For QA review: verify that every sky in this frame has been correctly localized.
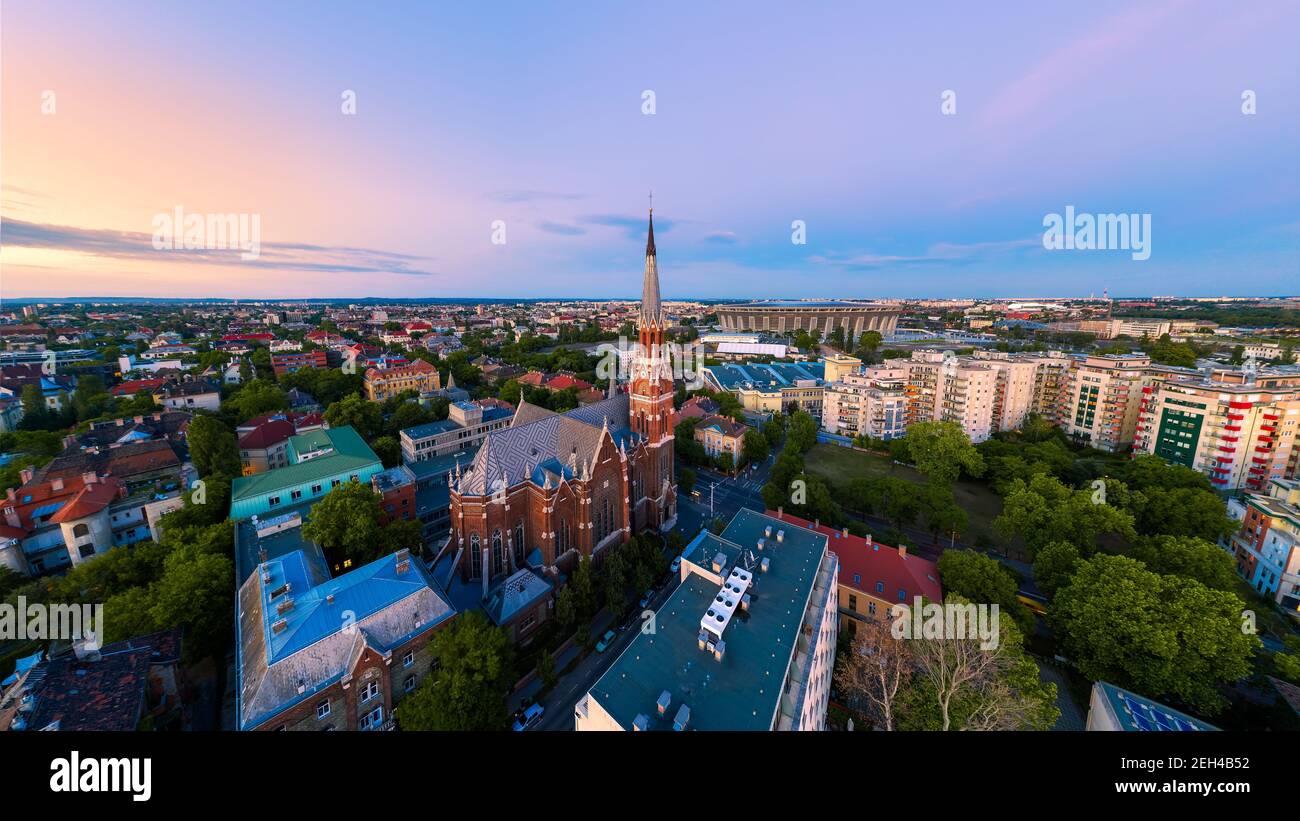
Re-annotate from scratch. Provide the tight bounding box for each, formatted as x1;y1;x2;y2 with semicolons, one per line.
1;0;1297;301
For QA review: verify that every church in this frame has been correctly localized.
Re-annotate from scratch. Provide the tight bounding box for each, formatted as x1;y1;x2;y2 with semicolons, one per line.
447;212;677;591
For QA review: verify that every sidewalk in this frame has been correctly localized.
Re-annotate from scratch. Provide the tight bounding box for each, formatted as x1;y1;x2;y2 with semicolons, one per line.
507;608;614;714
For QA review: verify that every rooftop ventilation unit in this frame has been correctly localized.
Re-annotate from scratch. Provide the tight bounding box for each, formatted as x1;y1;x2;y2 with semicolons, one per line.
633;713;649;731
700;566;753;642
760;557;771;573
756;538;765;552
776;529;785;543
711;552;727;574
713;639;726;663
764;525;772;538
657;690;672;716
271;618;288;634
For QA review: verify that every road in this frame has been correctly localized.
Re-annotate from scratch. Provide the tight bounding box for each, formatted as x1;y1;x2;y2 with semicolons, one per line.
531;571;681;731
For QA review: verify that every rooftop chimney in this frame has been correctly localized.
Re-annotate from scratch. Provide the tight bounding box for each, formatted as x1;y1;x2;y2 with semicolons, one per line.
657;690;672;717
50;477;64;492
395;548;411;574
82;472;98;486
898;544;908;558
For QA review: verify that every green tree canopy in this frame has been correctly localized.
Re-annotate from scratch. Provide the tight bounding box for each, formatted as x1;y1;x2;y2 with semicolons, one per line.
395;610;514;730
1051;554;1258;714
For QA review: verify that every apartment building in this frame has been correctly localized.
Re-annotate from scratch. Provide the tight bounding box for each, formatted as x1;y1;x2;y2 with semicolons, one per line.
1223;478;1300;619
693;414;750;463
1027;351;1073;424
820;365;909;441
363;359;441;402
1133;370;1300;491
974;351;1039;433
575;508;838;731
400;400;514;462
1058;354;1150;452
884;351;998;443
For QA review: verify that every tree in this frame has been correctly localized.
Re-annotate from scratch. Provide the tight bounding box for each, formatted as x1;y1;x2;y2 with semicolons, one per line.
395;611;514;730
919;481;968;546
371;435;401;468
785;410;819;453
834;618;911;730
223;379;287;420
1032;541;1080;600
854;330;883;361
716;451;735;475
678;467;696;497
761;413;785;449
187;415;241;478
1127;535;1238;592
906;421;984;485
1127;486;1237;543
1051;554;1258;714
324;393;382;441
149;544;234;663
993;474;1136;558
536;649;558;690
898;595;1058;731
936;550;1034;634
301;480;412;566
741;428;770;466
601;550;630;617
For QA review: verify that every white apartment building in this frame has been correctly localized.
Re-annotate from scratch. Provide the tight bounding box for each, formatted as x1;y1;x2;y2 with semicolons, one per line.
884;351;998;443
821;365;909;441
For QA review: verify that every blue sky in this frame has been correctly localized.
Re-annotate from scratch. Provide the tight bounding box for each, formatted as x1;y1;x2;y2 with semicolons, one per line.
1;0;1297;299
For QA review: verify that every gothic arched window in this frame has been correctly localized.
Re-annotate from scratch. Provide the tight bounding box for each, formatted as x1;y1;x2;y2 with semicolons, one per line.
491;529;503;577
514;524;525;564
470;533;481;577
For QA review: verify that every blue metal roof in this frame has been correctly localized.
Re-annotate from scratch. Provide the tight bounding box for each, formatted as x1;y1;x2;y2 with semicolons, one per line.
260;549;440;664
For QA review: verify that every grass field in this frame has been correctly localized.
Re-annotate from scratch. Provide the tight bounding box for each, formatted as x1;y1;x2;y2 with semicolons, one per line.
803;443;1007;545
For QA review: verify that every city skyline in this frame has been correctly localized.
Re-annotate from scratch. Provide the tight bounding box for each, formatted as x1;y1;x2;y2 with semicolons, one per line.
2;1;1298;301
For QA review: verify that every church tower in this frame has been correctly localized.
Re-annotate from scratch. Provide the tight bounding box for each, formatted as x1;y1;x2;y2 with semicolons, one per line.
629;209;676;530
630;209;675;445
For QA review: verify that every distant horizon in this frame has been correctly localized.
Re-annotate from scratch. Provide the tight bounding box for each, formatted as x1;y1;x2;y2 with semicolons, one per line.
4;292;1298;307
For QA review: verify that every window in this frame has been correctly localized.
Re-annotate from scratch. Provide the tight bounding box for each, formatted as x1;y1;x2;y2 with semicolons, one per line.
316;701;330;719
514;524;525;564
291;489;303;500
470;533;481;577
359;706;383;731
875;581;884;594
360;679;380;703
78;543;96;558
403;651;414;668
72;523;90;539
491;530;503;576
269;495;281;506
311;484;322;494
403;676;416;693
847;594;857;612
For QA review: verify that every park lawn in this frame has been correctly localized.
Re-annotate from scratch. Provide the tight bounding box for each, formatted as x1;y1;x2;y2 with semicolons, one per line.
804;443;1006;543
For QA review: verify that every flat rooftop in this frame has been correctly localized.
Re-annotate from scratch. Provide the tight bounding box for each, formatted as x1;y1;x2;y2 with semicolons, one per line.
586;508;828;730
705;360;825;391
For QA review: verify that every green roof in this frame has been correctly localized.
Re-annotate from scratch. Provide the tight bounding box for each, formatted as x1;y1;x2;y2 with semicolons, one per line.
231;425;381;503
586;508;828;730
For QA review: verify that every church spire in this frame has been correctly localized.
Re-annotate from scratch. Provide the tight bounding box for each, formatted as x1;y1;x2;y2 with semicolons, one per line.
639;209;662;329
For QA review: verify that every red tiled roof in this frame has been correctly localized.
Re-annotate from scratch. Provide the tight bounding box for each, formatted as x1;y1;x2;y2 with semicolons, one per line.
237;419;296;450
518;370;546;386
766;510;943;603
48;479;124;523
110;378;167;397
545;374;592;391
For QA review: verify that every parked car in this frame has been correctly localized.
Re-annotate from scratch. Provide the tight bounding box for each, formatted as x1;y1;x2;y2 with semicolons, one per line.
595;629;617;653
512;702;544;731
670;556;682;573
639;590;654;609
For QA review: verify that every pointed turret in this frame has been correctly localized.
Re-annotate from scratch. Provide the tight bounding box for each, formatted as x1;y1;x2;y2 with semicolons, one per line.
639;209;663;329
